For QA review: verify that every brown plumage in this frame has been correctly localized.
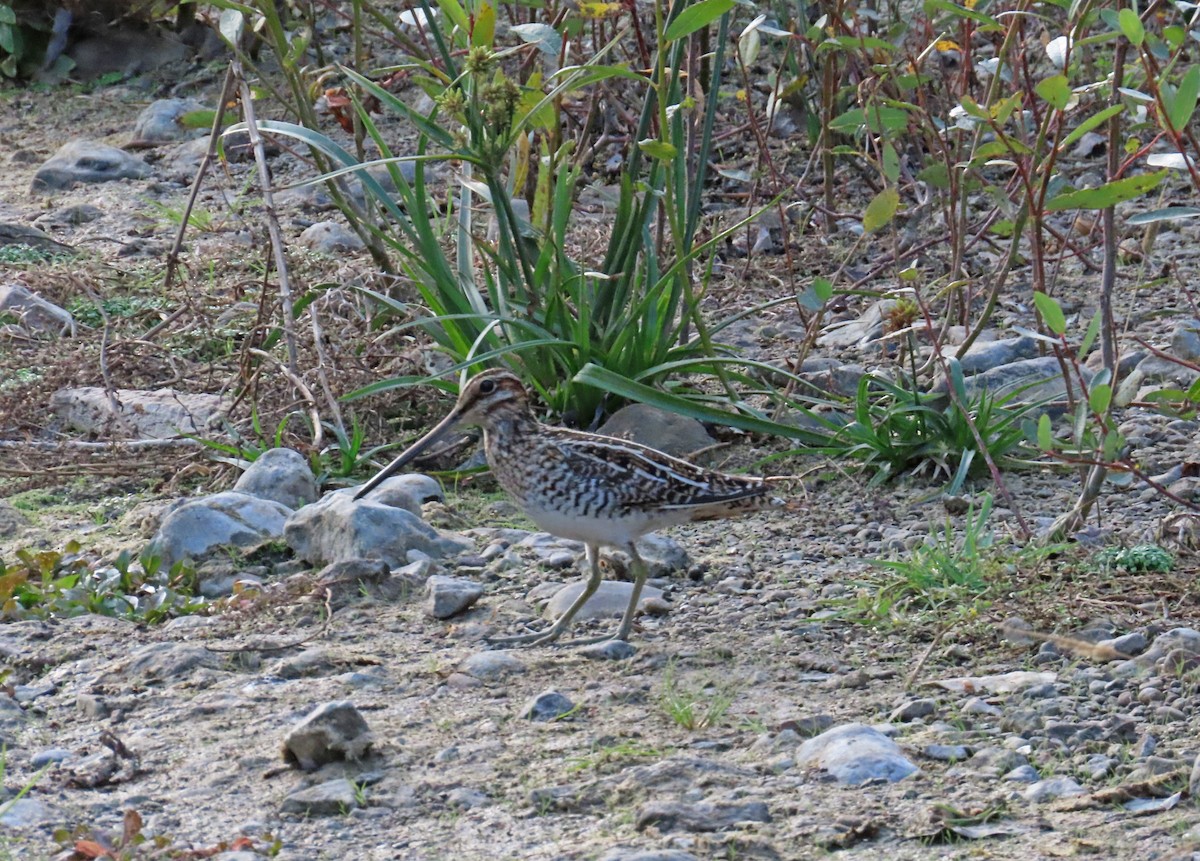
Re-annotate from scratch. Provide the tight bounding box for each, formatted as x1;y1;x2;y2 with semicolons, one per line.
357;369;784;645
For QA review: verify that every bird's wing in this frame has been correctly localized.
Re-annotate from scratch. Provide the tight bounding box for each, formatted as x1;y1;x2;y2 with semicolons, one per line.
547;428;767;511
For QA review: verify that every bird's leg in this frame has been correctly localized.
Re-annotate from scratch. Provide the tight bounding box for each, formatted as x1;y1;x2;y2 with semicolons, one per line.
488;543;603;647
612;541;647;643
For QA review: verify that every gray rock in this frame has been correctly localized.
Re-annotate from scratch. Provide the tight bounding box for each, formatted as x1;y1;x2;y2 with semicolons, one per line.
284;491;471;568
795;723;919;785
131;98;208;143
30;747;74;767
299;221;365;253
1098;631;1148;657
603;534;690;579
425;575;484;619
792;357;869;398
0;500;28;538
597;403;716;459
31;140;151;192
50;386;230;439
951;355;1095;408
1022;777;1085;802
282;701;374;771
818;300;895;349
1002;764;1041;783
268;647;345;680
446;787;489;809
151;490;292;566
458;650;525;680
280;778;360;815
599;850;698;861
357;473;444;511
0;283;75;336
922;744;969;762
543;580;665;623
0;221;75;252
578;640;638;661
0;797;57;828
1171;318;1200;363
635;799;771;832
234;447;319;508
599;851;699;861
109;642;219;684
956;335;1040;374
890;698;937;722
13;680;55;703
32;203;103;228
966;747;1028;777
520;690;575;721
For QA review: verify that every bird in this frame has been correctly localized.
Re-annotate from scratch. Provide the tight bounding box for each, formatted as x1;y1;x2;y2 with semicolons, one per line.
355;369;785;646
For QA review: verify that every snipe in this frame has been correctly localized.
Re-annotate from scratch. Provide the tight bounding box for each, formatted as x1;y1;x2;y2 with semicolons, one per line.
356;369;785;646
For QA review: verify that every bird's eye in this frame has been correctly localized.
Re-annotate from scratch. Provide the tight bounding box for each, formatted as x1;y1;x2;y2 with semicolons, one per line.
479;379;496;395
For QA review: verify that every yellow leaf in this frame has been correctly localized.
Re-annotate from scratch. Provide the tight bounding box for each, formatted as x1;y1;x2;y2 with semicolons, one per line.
578;1;622;18
936;39;960;51
736;88;747;101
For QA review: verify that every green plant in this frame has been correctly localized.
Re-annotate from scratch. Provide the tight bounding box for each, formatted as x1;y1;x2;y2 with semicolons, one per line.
0;543;204;624
1092;544;1173;574
816;371;1036;491
659;661;737;731
316;415;402;484
564;739;664;774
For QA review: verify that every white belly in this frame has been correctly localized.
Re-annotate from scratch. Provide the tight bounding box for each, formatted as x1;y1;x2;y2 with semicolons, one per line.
522;504;668;548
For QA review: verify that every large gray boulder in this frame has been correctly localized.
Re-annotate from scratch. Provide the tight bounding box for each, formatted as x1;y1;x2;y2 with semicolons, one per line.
284;490;471;568
151;491;292;567
31;140;151;192
234;448;319;509
50;387;230;439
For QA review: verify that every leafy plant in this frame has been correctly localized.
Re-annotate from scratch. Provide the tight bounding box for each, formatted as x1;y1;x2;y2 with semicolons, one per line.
0;543;204;624
1092;544;1173;574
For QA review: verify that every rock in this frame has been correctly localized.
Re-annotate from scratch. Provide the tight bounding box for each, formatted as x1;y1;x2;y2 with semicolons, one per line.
50;386;230;439
922;744;969;762
446;787;489;809
0;283;75;336
151;490;292;567
280;778;360;815
1171;318;1200;363
795;724;919;785
1022;777;1085;802
0;222;75;253
108;642;219;684
317;557;414;609
1003;764;1041;783
267;647;348;680
458;650;525;680
955;335;1040;373
597;403;716;459
0;501;29;538
578;640;638;661
889;698;937;722
66;25;190;81
31;140;151;192
599;851;698;861
282;701;374;771
949;355;1095;409
284;491;471;568
30;747;74;767
1097;631;1148;657
818;300;895;349
543;580;665;623
32;204;103;230
932;670;1056;695
967;747;1029;777
233;448;319;508
356;474;445;510
603;534;690;579
0;797;57;828
131;98;208;143
791;357;869;398
299;221;365;252
520;690;575;721
635;799;771;832
425;575;484;619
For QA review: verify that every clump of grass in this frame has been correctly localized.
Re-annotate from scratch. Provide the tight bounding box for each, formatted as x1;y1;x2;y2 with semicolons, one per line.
659;661;737;731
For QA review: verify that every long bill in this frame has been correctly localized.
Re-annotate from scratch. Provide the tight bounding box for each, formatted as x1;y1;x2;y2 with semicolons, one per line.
353;408;466;500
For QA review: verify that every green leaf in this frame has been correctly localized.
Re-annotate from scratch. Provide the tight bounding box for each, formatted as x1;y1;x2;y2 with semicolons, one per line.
0;6;15;24
663;0;735;42
1037;413;1054;450
1077;309;1101;359
1118;8;1145;45
472;1;496;48
1035;74;1072;110
1046;170;1167;211
1033;291;1067;335
798;277;834;311
882;142;900;184
923;0;1002;29
1059;104;1124;149
637;138;677;161
1088;382;1112;414
1166;64;1200;131
862;187;899;233
828;106;909;134
1127;206;1200;224
510;22;561;55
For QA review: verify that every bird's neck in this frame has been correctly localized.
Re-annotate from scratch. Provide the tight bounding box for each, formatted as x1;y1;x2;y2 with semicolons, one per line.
481;407;540;453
